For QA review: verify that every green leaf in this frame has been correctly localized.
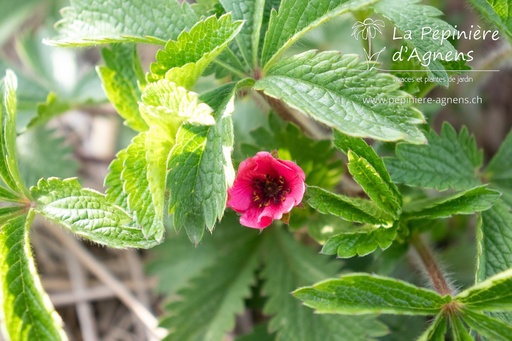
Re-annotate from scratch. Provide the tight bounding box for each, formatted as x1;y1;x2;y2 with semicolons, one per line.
0;206;27;224
219;0;266;68
477;200;512;283
385;123;483;191
1;70;29;197
348;151;402;219
167;83;237;244
0;212;67;340
307;186;392;225
104;148;129;208
261;0;378;67
120;133;165;241
17;125;79;188
485;129;512;189
0;186;21;202
334;131;400;201
263;228;388;341
293;273;451;315
139;80;214;242
417;314;447;341
450;314;473;341
254;50;426;144
28;92;72;129
321;223;398;258
98;44;147;132
467;0;512;40
461;309;512;341
475;200;512;330
160;221;261;341
148;14;244;88
455;267;512;311
31;178;159;249
402;186;500;220
374;0;460;86
46;0;199;46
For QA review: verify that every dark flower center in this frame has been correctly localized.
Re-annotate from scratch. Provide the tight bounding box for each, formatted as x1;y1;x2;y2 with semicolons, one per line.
253;174;291;207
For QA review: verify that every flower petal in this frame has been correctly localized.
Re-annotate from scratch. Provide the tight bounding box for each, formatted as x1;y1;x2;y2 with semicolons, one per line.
240;206;274;229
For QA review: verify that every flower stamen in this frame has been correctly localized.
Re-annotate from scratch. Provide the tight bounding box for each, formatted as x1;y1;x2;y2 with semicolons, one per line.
252;173;290;207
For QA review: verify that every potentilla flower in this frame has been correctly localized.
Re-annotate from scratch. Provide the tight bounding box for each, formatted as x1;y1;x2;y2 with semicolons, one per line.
227;151;305;229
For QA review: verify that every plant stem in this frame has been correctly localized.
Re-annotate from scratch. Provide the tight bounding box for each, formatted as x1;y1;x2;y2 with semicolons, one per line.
411;233;452;296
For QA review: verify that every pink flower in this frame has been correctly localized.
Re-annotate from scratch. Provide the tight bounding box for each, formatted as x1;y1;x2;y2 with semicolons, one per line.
227;152;306;229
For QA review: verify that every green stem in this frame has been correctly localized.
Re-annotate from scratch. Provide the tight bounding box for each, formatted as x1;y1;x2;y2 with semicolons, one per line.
411;233;452;296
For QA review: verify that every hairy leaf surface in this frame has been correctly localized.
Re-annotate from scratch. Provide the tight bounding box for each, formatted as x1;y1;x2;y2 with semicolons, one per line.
32;178;158;248
46;0;199;46
0;212;67;340
149;14;243;88
307;186;392;225
385;123;482;191
294;273;451;315
167;83;237;244
98;44;147;131
255;51;426;143
261;0;378;67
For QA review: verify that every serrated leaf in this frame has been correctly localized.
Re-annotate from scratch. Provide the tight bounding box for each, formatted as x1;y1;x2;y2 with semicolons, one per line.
139;80;214;242
460;309;512;341
402;186;500;220
121;133;164;241
457;253;512;341
485;129;512;189
254;50;426;144
417;314;447;341
374;0;460;86
450;314;473;341
98;44;147;132
321;223;398;258
456;267;512;311
348;151;402;219
167;83;237;244
467;0;512;40
31;178;159;249
294;273;451;315
263;228;388;341
385;123;483;191
160;221;261;341
17;125;79;188
476;201;512;308
219;0;266;68
334;131;401;200
0;212;68;340
26;92;71;129
149;14;243;88
261;0;378;67
1;70;29;197
307;186;392;225
46;0;199;46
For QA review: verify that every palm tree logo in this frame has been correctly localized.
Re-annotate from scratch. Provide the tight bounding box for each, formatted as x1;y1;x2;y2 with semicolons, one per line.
352;18;386;69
